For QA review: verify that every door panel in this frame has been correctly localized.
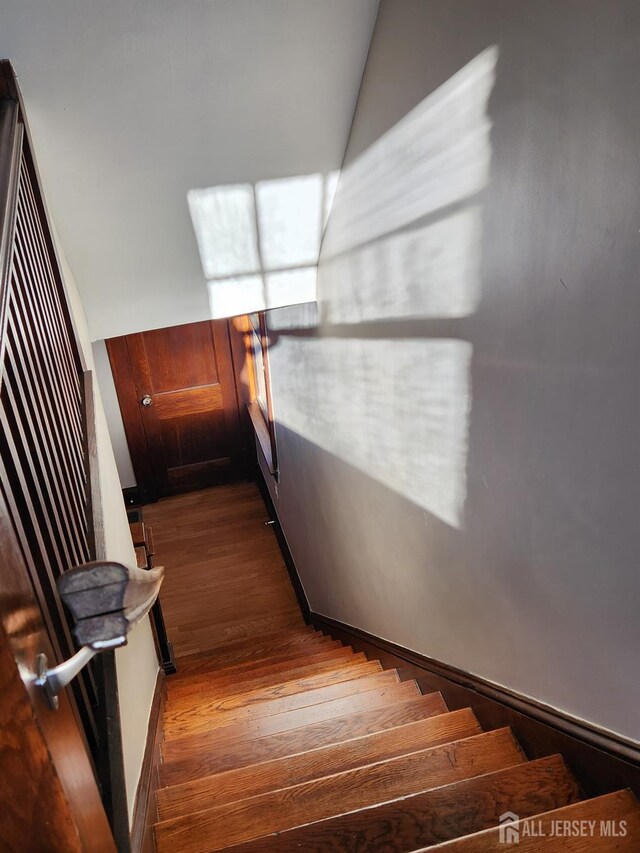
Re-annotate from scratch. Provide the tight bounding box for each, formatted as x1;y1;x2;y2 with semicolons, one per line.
142;322;219;391
107;319;244;500
153;384;223;420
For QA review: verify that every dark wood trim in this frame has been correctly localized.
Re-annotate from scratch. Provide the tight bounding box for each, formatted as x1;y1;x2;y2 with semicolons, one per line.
312;613;640;799
254;464;310;622
130;670;165;853
255;465;640;799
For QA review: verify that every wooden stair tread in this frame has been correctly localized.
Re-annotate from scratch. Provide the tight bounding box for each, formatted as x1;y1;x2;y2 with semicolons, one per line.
171;626;320;671
154;728;526;852
223;754;581;852
167;648;364;698
169;641;347;683
423;789;640;851
159;692;448;786
163;671;402;738
165;592;301;631
157;707;482;819
162;679;422;760
166;660;382;714
169;612;304;657
167;655;377;704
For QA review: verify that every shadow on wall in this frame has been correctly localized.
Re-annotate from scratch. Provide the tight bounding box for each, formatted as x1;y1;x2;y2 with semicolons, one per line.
270;417;639;741
267;46;498;529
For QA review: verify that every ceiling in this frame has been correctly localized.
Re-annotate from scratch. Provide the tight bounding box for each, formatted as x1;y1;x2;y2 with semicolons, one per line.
0;0;378;339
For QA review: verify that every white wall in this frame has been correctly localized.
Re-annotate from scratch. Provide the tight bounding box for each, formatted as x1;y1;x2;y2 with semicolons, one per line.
57;246;159;824
92;340;137;489
263;0;640;743
0;0;378;340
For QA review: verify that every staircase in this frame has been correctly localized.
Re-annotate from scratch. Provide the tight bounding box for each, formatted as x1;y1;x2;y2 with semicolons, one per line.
152;625;640;852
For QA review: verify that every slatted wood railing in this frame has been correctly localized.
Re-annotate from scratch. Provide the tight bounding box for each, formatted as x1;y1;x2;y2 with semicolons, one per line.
0;71;129;850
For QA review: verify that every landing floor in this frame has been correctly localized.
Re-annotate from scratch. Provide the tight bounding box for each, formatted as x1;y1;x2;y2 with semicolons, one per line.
144;482;303;658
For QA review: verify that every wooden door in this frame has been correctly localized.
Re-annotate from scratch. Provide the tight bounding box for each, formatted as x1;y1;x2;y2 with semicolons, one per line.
107;320;244;501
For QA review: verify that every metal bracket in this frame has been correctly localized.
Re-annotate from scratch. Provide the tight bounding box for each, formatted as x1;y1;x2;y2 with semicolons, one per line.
35;636;126;711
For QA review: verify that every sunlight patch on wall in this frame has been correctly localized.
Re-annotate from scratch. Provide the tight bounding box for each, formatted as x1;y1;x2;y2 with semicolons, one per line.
271;335;472;528
319;46;497;324
206;268;317;317
321;205;483;324
188;185;260;279
256;175;323;269
268;48;498;528
188;172;338;318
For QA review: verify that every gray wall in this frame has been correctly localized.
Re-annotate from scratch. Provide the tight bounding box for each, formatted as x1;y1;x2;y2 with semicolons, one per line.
263;0;640;741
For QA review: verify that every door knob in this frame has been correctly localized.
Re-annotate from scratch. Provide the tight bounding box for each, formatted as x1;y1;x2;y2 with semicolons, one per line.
141;394;153;407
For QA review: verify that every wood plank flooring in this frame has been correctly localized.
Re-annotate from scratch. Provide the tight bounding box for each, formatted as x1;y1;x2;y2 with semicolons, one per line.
143;482;303;657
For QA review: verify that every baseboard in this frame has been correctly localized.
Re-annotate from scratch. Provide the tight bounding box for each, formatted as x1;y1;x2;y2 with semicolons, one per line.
311;612;640;799
130;669;165;853
254;466;311;622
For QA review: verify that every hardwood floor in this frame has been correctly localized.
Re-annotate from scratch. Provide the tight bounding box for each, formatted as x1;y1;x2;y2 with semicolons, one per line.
143;482;303;658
